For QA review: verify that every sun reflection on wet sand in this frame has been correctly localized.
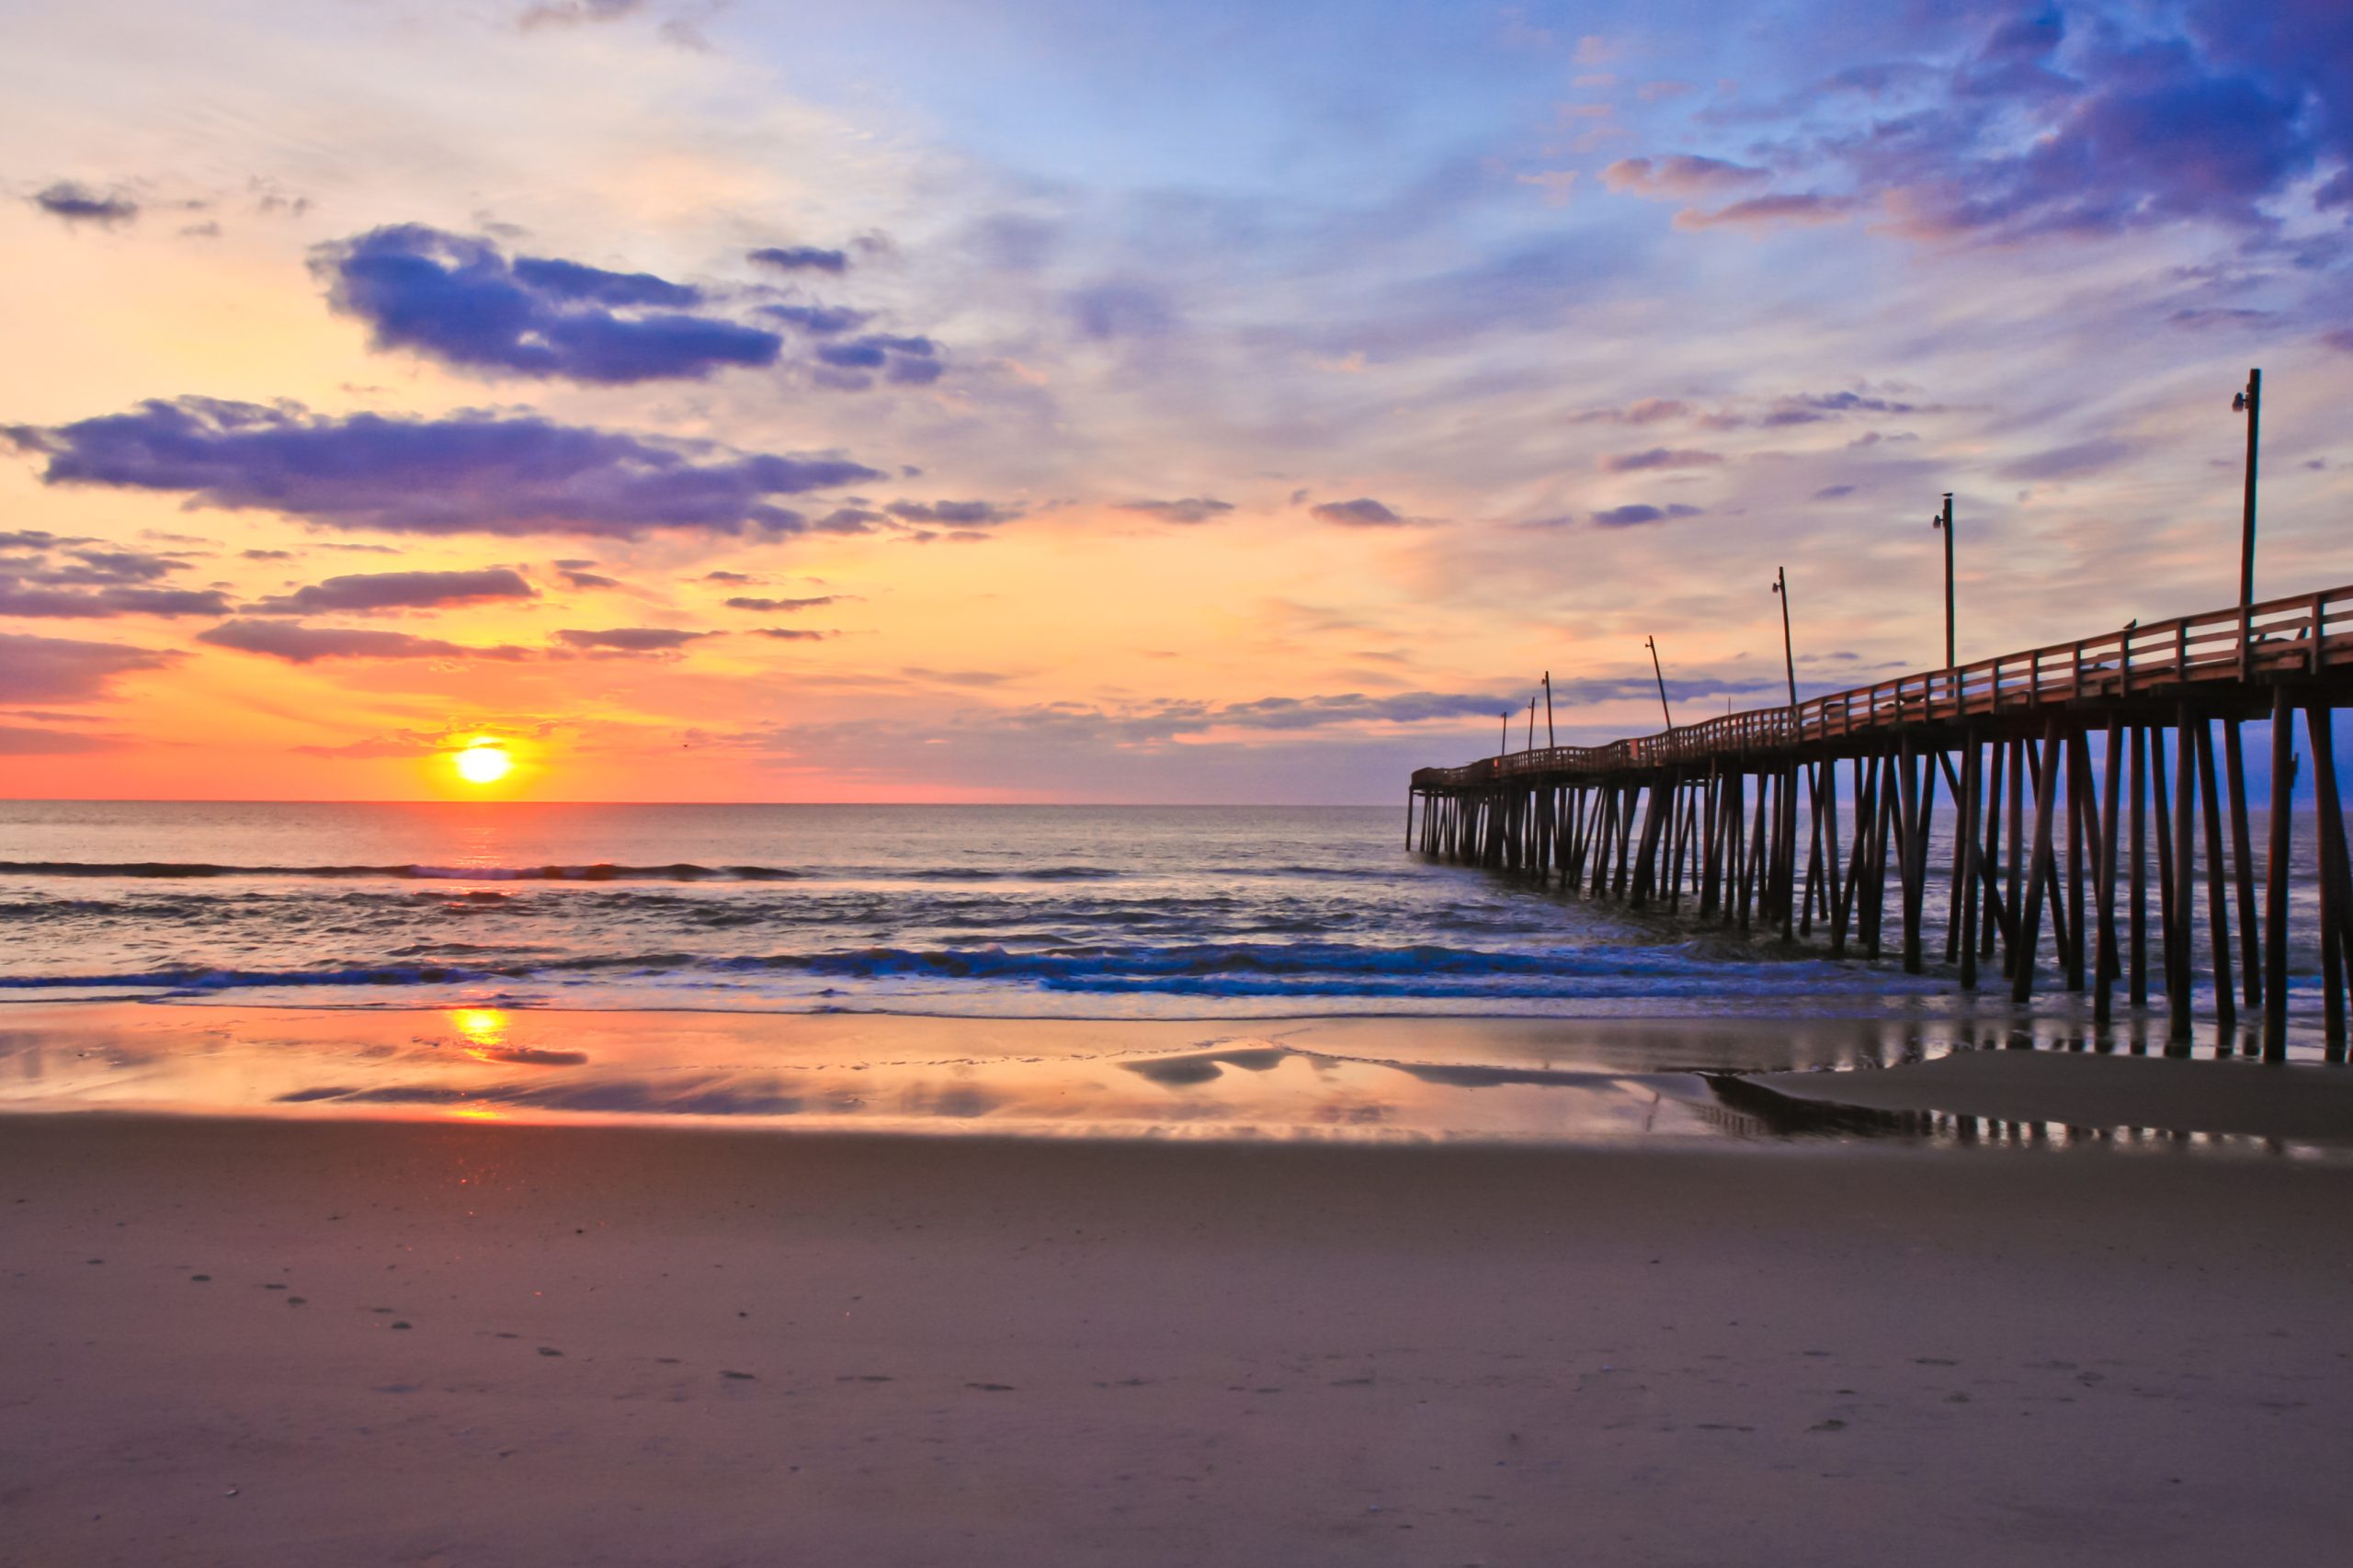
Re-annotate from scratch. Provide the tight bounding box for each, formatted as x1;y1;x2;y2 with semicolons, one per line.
452;1007;507;1060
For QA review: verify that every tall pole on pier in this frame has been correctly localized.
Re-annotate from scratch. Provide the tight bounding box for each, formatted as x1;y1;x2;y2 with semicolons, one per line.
1645;637;1674;730
1930;493;1955;670
1770;567;1797;708
1499;710;1509;756
1527;697;1537;753
2234;369;2261;681
1542;672;1554;747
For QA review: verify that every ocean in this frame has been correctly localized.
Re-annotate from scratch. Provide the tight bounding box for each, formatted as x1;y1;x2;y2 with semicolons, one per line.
0;800;1972;1018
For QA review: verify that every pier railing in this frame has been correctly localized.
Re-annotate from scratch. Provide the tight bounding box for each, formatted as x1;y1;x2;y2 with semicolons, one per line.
1413;584;2353;790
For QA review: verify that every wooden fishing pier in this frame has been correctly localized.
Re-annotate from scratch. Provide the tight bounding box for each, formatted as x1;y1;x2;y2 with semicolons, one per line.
1408;584;2353;1059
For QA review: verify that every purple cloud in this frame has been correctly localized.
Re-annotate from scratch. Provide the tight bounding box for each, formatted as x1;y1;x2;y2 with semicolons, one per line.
552;627;711;651
813;507;887;533
1592;503;1704;528
810;334;943;390
1568;399;1692;426
1310;497;1410;527
197;619;532;664
723;596;835;612
0;582;233;618
748;244;849;274
31;182;137;226
1598;448;1723;472
0;632;179;703
10;545;193;586
1116;497;1235;524
6;398;881;540
883;499;1020;527
314;225;780;384
1855;15;2331;241
761;303;873;335
249;567;539;615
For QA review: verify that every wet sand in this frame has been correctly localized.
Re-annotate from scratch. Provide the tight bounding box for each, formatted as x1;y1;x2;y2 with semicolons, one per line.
6;1111;2353;1566
21;1001;2353;1148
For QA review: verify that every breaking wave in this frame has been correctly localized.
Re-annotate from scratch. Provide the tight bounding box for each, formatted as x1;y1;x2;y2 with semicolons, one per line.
0;938;1912;1005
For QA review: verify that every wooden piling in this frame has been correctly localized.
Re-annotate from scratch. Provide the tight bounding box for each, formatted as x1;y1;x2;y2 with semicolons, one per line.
2095;720;2122;1025
1959;734;1983;992
2193;719;2236;1032
1981;739;2005;960
2308;701;2348;1055
2171;704;2196;1045
2130;723;2149;1010
2263;687;2292;1058
2012;718;2064;1004
2223;720;2261;1010
2152;725;2177;1014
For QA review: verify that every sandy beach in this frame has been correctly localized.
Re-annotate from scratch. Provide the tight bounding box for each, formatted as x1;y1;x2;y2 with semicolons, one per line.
6;1105;2353;1567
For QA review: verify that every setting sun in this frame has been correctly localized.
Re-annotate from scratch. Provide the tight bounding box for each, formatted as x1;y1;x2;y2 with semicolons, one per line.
452;744;512;785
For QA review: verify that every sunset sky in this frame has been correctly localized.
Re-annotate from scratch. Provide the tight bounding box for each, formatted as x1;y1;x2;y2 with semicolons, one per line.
3;0;2348;802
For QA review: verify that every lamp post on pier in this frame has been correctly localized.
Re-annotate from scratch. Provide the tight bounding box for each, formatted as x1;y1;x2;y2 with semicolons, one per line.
1768;567;1802;939
1769;567;1798;709
1930;492;1955;670
2234;368;2261;680
1645;637;1674;730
